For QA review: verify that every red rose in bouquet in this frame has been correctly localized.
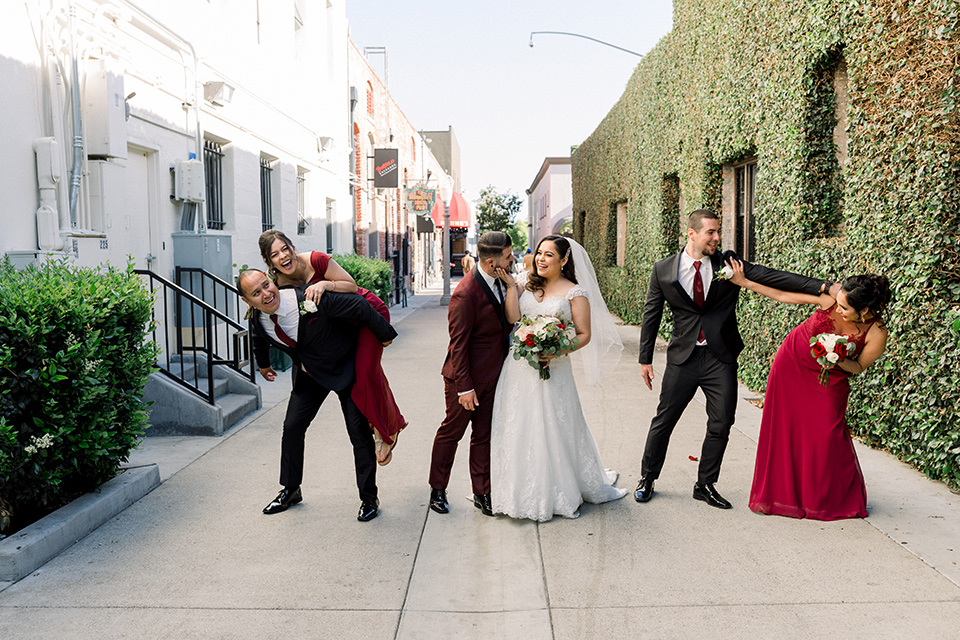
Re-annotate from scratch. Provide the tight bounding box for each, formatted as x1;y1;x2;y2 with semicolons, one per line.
812;342;827;358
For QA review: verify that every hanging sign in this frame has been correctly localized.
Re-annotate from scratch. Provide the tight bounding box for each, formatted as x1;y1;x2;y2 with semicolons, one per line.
373;148;399;188
405;187;436;218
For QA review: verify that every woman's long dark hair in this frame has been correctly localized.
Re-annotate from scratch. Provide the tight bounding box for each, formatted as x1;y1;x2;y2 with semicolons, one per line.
842;273;892;326
258;229;297;276
526;235;577;294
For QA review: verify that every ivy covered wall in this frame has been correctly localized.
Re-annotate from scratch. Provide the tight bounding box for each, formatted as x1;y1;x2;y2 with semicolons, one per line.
572;0;960;488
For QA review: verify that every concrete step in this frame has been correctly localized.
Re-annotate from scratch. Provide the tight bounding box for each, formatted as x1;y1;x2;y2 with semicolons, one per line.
218;393;259;432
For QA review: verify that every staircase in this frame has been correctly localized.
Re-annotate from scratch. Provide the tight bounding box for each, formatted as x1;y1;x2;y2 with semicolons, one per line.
136;268;262;437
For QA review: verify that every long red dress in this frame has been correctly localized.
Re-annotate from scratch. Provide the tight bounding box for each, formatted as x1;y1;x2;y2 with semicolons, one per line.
749;304;875;521
309;252;406;444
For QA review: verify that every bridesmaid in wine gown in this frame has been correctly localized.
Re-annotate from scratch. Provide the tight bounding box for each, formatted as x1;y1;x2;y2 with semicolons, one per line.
259;230;406;466
726;260;891;520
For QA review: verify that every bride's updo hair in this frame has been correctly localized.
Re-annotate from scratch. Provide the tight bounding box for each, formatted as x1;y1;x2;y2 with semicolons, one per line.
842;274;892;325
527;235;577;294
258;229;297;275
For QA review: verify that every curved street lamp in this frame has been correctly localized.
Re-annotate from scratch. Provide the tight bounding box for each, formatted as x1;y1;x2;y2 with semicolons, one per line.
529;31;645;58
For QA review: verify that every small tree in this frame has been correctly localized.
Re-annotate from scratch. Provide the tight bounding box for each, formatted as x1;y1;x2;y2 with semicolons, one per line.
476;185;522;235
507;219;528;252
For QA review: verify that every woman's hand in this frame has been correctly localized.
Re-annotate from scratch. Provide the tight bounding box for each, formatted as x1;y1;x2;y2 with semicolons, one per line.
725;258;750;287
494;267;516;288
304;281;332;303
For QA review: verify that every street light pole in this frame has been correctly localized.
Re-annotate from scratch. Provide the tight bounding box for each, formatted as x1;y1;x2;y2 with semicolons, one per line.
439;184;452;306
529;31;645;57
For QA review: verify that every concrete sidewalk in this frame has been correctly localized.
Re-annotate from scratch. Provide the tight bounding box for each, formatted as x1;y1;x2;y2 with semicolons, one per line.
1;282;958;639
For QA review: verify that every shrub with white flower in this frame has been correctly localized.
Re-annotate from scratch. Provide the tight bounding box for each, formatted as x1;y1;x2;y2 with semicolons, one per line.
23;433;55;456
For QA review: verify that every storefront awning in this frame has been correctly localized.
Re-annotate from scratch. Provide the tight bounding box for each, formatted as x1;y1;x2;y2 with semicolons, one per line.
431;192;471;229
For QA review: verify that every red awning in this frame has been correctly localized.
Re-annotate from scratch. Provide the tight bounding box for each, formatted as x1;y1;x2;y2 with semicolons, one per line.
431;192;471;229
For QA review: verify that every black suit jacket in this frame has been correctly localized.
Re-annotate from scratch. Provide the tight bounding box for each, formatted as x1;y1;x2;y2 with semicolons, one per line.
251;288;398;391
638;250;824;365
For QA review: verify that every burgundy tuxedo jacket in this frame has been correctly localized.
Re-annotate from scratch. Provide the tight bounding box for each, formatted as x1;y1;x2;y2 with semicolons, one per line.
440;268;513;393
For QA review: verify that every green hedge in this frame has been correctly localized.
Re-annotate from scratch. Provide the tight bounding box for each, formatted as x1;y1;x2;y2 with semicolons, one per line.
572;0;960;489
0;260;158;533
331;253;394;306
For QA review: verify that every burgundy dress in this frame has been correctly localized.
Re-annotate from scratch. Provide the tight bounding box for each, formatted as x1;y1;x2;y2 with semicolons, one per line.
309;252;406;444
749;303;875;521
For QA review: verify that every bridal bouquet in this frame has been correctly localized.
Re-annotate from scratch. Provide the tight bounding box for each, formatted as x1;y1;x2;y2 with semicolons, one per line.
810;332;856;385
512;315;578;380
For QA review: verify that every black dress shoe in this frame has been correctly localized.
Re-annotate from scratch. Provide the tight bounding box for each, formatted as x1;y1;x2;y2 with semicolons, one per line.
693;482;732;509
429;488;449;514
473;493;493;516
634;477;655;503
357;499;380;522
263;487;302;515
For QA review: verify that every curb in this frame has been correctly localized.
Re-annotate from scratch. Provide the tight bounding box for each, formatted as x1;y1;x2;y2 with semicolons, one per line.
0;464;161;583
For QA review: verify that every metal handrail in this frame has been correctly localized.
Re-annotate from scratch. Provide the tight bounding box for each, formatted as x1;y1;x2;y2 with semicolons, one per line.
135;269;253;405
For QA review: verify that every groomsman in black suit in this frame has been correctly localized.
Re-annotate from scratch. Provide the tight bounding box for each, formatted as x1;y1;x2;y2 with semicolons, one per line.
635;209;835;509
239;269;397;522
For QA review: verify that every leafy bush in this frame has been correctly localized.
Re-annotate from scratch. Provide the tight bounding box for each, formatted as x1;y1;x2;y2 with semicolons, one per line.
0;259;158;533
331;253;394;306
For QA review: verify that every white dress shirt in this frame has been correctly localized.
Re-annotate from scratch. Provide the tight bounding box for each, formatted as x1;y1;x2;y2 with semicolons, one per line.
258;288;300;344
477;266;503;303
678;251;712;346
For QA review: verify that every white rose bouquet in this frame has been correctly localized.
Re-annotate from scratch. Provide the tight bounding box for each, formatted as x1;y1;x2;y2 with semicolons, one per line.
810;332;856;385
512;315;578;380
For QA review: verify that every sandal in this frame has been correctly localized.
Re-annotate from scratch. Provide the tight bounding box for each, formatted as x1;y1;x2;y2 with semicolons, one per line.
376;430;399;466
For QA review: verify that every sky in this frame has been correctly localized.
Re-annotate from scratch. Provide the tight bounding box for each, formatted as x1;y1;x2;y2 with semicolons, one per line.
345;0;675;215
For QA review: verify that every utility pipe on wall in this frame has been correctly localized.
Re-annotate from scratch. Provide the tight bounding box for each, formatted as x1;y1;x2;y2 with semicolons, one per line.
67;2;84;228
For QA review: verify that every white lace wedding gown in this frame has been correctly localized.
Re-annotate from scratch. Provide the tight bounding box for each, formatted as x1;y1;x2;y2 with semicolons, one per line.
490;285;627;521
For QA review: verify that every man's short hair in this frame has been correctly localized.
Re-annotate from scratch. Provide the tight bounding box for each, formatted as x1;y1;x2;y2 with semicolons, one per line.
236;269;266;298
687;209;719;232
477;231;512;261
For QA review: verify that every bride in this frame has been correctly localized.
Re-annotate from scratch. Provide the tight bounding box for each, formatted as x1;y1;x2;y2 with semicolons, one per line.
490;235;627;521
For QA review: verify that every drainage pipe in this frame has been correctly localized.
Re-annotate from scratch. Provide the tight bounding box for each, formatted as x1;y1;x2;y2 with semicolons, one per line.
67;1;83;228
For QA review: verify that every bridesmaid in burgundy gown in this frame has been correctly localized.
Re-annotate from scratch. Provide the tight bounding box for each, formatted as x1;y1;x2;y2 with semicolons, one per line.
259;230;406;465
726;260;891;520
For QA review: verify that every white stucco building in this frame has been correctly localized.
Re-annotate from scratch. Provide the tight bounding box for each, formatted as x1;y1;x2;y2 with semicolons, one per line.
1;0;354;281
526;157;572;248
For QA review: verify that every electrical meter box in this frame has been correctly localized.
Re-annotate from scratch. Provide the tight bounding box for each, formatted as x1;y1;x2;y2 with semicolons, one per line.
85;59;127;159
174;158;205;202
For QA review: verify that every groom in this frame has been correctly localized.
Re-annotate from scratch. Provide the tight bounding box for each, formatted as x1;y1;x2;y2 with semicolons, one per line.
428;231;515;516
635;209;834;509
239;269;397;522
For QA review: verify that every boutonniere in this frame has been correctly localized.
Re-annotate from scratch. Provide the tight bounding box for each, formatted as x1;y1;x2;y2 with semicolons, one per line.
299;299;318;315
715;265;734;282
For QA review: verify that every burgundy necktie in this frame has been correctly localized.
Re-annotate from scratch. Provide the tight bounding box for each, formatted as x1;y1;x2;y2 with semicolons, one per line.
693;262;706;343
269;314;297;349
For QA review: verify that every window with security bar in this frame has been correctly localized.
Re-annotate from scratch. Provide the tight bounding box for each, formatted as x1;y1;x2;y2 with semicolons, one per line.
204;139;224;230
261;156;274;232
